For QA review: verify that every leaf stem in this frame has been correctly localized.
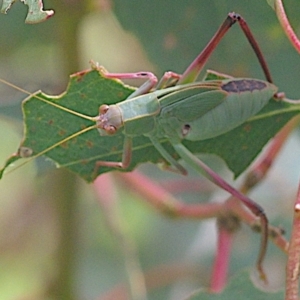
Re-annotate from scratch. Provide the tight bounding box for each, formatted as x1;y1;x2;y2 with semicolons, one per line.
274;0;300;54
210;215;238;293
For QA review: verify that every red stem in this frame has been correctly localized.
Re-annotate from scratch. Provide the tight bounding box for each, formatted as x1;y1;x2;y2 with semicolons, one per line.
275;0;300;54
242;117;300;191
210;224;235;293
115;171;224;219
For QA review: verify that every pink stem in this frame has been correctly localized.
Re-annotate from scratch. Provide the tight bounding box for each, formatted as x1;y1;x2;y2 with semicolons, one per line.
275;0;300;54
115;171;223;219
242;117;300;191
210;222;235;293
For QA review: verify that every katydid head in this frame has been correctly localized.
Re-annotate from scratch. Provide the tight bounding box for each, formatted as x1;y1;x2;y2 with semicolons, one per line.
96;104;123;136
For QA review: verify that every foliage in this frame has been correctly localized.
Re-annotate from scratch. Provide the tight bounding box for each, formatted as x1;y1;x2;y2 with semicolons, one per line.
1;0;54;23
0;0;299;299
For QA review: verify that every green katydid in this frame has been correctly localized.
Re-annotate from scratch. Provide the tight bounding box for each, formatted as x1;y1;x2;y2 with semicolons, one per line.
93;12;277;281
0;12;296;281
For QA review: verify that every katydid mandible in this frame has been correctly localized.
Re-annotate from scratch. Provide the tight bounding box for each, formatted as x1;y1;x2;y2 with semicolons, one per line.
94;12;279;281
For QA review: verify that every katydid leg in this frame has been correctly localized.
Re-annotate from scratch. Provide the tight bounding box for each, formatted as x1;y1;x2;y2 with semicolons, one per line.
148;136;187;175
101;70;158;98
236;13;273;83
102;69;181;94
156;71;181;89
171;142;268;281
179;12;273;84
95;136;132;169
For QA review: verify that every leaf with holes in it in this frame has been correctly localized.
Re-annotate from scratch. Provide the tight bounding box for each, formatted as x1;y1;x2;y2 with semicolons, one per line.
1;68;300;182
0;68;135;182
1;0;54;23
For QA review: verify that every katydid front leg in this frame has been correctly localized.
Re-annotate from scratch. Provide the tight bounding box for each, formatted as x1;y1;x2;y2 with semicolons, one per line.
100;69;158;98
95;136;133;170
99;67;181;98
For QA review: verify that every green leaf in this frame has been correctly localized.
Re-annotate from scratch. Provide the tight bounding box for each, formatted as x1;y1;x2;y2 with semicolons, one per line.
0;68;299;182
1;0;54;23
188;269;284;300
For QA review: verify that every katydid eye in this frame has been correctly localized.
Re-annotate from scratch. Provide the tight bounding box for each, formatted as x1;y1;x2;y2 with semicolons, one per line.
99;105;109;114
105;125;117;135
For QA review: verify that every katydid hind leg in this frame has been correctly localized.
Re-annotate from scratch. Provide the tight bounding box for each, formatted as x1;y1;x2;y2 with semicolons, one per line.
179;12;273;85
236;13;273;83
179;13;235;84
172;142;268;282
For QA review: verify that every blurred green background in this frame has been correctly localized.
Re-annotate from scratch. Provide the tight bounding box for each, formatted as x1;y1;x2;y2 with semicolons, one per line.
0;0;299;299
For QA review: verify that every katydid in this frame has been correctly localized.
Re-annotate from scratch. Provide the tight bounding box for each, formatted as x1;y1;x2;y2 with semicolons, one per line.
0;12;288;281
94;12;278;281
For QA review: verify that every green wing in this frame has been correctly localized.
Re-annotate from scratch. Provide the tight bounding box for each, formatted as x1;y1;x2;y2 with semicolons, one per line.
160;88;227;122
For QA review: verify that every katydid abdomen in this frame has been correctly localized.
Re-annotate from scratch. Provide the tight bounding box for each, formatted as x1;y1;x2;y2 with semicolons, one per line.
157;78;277;142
